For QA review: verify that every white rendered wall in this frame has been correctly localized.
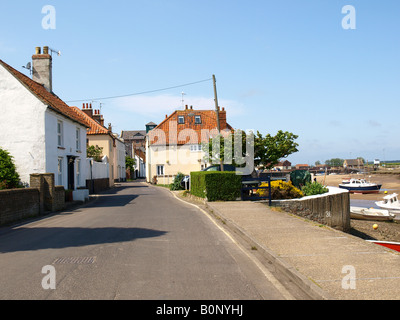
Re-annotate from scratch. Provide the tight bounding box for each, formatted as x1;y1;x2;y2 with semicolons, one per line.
0;65;47;186
45;109;88;189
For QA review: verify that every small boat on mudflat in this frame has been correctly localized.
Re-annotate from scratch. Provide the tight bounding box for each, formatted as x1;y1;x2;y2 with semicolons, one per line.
350;206;395;221
367;240;400;253
375;193;400;214
339;179;382;194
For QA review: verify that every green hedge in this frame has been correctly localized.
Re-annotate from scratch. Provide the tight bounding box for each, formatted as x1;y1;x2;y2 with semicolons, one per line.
190;171;242;202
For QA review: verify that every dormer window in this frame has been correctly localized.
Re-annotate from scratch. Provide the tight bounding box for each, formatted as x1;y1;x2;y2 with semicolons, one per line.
178;116;185;124
195;115;202;124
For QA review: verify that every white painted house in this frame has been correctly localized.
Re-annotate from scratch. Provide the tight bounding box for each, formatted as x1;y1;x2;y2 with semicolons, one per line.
0;46;89;190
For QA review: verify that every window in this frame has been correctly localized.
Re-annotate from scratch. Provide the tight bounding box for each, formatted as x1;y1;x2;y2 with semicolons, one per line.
57;157;63;186
157;165;164;176
76;128;81;151
195;116;202;124
57;121;63;147
178;116;185;124
190;144;202;152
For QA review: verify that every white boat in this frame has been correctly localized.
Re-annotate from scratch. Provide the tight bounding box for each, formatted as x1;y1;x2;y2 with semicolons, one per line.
375;193;400;214
339;179;382;194
350;206;395;221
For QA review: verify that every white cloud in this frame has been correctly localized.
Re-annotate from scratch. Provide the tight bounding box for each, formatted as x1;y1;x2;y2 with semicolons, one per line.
112;94;246;118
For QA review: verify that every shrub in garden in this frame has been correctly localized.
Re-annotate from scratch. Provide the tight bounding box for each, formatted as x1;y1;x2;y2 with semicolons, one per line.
0;148;21;190
256;180;303;200
191;171;242;201
301;182;328;196
170;172;185;191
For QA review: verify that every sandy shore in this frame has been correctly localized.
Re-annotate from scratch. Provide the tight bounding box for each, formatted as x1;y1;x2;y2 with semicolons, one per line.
315;173;400;201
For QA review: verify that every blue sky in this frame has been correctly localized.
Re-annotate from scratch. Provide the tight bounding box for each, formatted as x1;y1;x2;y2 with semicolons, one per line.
1;0;399;165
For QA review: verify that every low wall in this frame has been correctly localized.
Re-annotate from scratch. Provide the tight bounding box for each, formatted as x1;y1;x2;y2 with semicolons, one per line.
86;178;110;194
274;187;351;232
0;188;40;226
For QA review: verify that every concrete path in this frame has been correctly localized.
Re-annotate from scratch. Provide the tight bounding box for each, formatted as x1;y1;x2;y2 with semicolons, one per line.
203;201;400;300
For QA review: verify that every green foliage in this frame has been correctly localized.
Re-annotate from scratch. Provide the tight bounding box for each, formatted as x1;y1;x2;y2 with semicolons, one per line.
301;182;329;197
257;181;303;200
170;172;185;191
255;130;299;170
191;171;242;202
203;129;299;171
325;158;344;167
0;148;21;190
125;156;136;172
87;145;103;162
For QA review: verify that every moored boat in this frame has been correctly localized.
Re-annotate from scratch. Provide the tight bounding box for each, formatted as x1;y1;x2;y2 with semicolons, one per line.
339;179;382;194
367;240;400;253
375;193;400;214
350;206;395;221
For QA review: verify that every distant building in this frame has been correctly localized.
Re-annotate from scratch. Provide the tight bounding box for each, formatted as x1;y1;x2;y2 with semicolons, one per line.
295;164;310;170
343;159;364;169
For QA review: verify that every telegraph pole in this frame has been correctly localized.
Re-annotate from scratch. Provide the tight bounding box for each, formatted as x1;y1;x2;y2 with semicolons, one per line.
213;74;224;171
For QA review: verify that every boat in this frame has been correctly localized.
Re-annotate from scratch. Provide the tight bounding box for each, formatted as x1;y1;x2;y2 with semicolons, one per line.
339;179;382;194
350;206;395;221
375;193;400;214
367;240;400;253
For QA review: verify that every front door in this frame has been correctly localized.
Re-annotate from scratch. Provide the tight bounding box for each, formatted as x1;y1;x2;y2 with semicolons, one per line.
67;156;76;190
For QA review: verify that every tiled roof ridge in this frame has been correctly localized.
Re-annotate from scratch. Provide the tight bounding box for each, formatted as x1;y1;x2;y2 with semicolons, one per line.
69;106;109;135
0;59;87;128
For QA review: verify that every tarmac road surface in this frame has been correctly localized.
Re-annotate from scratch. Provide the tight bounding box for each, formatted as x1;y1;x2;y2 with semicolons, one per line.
0;181;309;300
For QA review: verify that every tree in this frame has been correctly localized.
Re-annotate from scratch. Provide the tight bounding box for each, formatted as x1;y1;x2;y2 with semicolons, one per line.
125;156;136;173
0;148;21;190
87;145;103;162
254;130;299;170
325;158;344;167
203;129;299;170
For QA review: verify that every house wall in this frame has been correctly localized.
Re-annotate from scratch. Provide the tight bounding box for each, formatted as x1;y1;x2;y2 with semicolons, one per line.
114;138;126;182
45;109;87;190
87;135;114;186
0;65;47;186
146;144;206;183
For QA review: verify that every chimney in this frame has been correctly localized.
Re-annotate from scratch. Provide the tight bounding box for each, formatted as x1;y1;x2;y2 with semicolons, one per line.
219;107;227;129
92;109;105;127
81;103;93;118
32;46;52;92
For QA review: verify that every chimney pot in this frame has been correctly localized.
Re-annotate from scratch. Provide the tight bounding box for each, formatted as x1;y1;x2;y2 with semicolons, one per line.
185;105;188;110
32;46;52;92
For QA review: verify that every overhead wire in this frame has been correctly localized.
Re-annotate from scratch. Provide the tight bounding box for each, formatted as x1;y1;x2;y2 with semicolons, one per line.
65;78;213;103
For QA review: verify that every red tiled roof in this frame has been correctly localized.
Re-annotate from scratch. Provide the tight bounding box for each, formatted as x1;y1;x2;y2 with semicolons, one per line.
149;107;233;146
0;59;88;128
70;106;109;135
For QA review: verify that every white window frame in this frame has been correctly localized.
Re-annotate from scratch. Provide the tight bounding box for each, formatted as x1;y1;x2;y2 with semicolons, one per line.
195;115;202;124
58;157;63;186
157;165;164;176
76;127;81;151
178;116;185;124
57;120;64;147
190;144;202;152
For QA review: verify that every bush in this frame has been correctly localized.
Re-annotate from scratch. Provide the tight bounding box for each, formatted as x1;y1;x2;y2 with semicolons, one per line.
170;172;185;191
191;171;242;201
301;182;329;196
0;148;21;190
257;180;303;200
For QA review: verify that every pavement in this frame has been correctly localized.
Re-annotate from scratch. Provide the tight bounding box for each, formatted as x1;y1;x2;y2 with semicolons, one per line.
177;197;400;300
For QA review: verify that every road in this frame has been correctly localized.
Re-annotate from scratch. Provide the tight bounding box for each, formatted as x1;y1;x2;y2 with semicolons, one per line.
0;181;304;300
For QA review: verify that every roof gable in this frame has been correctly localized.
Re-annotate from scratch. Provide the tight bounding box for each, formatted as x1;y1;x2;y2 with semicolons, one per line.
149;108;233;146
0;59;87;128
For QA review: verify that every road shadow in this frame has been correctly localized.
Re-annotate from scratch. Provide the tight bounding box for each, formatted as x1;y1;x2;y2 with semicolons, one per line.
0;227;167;253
